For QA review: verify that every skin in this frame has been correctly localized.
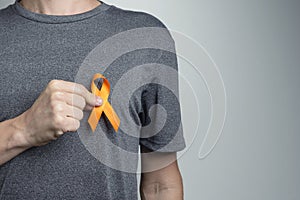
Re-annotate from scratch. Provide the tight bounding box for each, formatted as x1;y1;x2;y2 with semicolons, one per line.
19;0;101;15
0;0;184;199
140;146;184;200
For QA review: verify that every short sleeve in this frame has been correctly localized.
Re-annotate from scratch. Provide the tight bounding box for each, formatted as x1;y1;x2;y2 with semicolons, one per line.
138;27;186;152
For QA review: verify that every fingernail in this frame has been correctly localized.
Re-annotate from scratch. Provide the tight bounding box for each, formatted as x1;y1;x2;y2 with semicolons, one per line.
96;96;102;106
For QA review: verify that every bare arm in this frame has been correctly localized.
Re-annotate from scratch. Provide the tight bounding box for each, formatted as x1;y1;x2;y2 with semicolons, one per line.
0;115;31;165
140;145;184;200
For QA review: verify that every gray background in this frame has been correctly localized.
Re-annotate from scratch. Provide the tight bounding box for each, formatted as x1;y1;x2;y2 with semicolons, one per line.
1;0;299;199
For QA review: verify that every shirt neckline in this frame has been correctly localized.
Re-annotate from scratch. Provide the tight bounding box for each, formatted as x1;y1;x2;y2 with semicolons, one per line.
12;0;111;24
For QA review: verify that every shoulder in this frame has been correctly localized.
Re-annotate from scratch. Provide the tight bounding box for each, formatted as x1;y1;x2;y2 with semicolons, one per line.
0;3;14;16
0;5;15;24
104;4;174;43
106;4;169;29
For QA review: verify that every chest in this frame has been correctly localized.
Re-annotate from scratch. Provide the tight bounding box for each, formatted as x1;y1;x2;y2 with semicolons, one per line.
0;37;84;121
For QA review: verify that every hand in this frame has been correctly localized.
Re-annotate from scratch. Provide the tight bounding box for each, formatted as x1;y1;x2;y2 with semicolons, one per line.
15;80;102;147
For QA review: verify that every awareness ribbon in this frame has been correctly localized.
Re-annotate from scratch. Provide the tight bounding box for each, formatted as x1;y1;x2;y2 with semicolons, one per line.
88;73;120;132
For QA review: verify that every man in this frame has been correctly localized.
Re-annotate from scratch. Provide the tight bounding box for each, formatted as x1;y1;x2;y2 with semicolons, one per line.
0;0;186;199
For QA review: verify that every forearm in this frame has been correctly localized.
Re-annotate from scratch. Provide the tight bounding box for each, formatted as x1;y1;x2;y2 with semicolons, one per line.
140;179;183;200
0;114;31;165
140;147;184;200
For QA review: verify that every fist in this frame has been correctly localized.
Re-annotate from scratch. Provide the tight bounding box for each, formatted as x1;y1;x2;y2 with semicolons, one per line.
18;80;102;147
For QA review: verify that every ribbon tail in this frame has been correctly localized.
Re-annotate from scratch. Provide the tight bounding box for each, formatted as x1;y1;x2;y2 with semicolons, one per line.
104;103;120;132
88;107;104;132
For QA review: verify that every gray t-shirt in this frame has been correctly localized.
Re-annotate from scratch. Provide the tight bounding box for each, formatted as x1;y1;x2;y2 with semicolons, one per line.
0;0;185;199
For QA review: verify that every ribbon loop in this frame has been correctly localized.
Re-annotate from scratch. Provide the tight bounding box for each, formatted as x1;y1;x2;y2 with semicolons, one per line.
88;73;120;132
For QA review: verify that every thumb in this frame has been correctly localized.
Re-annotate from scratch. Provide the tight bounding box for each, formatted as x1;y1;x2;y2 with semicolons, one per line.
86;92;103;108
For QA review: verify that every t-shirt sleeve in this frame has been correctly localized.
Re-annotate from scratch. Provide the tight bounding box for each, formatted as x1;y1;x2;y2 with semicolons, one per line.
138;23;186;152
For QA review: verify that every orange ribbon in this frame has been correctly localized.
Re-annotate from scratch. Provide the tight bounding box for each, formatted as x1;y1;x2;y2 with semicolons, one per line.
88;73;120;132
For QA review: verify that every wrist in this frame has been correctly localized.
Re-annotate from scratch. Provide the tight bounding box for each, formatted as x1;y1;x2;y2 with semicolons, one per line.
7;113;33;150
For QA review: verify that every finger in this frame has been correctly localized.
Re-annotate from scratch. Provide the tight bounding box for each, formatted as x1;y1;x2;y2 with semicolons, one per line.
49;80;102;107
54;130;64;139
63;93;86;110
63;104;84;121
84;104;94;111
61;117;80;132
